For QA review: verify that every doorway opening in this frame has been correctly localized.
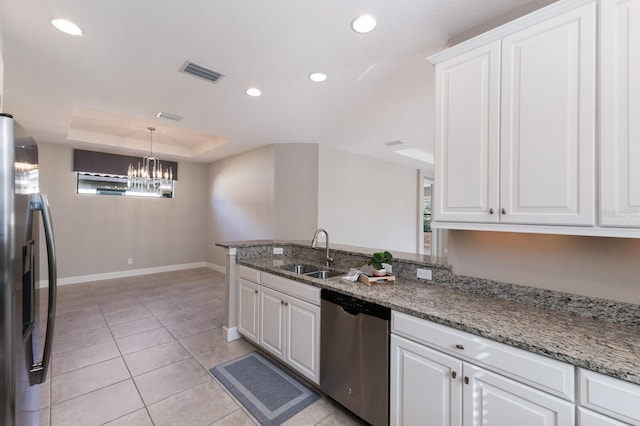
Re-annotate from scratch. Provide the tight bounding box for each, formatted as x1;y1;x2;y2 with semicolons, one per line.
423;179;432;253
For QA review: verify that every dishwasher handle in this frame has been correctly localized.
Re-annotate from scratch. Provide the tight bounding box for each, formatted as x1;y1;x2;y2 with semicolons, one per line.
321;289;390;320
339;305;361;316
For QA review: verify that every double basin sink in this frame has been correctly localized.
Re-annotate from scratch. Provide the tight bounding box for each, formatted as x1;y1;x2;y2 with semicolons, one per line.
280;263;344;279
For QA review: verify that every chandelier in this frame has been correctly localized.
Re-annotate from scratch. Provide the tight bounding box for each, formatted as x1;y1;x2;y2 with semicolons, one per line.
127;127;173;195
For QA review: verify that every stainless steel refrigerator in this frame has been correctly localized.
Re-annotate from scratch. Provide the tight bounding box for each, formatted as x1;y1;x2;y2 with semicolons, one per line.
1;113;57;425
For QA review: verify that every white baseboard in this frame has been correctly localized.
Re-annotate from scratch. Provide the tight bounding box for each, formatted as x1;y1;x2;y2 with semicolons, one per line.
205;262;226;273
224;326;241;342
39;262;208;288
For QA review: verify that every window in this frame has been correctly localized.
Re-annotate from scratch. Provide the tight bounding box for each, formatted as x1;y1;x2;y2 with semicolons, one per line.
73;149;177;198
76;172;174;198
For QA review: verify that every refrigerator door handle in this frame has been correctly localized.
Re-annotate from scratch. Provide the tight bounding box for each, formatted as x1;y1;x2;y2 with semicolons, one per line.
26;193;57;385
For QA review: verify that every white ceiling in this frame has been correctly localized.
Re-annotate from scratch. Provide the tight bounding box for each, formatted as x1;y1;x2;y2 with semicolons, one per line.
0;0;551;172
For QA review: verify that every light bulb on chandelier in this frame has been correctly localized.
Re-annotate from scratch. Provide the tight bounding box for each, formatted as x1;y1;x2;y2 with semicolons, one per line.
127;127;173;195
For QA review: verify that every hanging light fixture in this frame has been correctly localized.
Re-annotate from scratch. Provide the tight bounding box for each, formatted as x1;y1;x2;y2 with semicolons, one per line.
127;127;173;196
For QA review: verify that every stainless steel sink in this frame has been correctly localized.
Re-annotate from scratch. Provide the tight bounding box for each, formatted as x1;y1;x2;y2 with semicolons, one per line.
279;264;344;279
304;270;344;279
280;264;320;274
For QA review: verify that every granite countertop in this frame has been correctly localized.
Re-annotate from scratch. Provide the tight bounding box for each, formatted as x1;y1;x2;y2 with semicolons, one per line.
239;256;640;386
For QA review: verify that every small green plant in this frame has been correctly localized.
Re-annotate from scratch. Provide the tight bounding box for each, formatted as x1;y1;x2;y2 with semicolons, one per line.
368;251;393;270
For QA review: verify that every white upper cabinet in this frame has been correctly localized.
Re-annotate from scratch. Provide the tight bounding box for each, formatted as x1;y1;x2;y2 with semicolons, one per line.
431;0;598;230
434;41;501;223
600;0;640;227
500;3;596;225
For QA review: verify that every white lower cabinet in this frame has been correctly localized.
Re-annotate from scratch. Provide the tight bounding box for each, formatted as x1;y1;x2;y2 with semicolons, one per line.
578;408;630;426
237;267;321;385
259;286;286;359
578;368;640;426
284;296;320;383
391;334;463;425
463;363;574;426
259;287;321;384
391;312;575;426
237;278;260;344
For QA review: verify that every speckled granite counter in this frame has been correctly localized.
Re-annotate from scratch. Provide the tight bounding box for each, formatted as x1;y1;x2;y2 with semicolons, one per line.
218;241;640;386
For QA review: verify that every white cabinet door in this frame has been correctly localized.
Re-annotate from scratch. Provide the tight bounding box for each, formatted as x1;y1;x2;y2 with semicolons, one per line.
462;364;575;426
390;335;463;426
500;3;596;226
434;40;501;223
579;407;630;426
259;286;286;359
237;278;260;343
600;0;640;227
578;368;640;425
285;296;320;384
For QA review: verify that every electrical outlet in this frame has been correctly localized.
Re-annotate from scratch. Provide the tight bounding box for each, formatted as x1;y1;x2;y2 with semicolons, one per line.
273;247;284;255
128;258;133;265
417;268;432;280
273;259;284;267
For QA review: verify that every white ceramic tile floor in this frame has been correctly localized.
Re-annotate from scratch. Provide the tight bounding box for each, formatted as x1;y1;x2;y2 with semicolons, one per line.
27;268;365;425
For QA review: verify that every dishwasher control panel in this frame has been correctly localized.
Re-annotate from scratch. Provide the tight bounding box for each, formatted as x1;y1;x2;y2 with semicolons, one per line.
321;289;390;320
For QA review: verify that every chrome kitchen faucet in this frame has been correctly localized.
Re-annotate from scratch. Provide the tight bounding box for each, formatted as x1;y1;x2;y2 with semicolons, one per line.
311;228;333;267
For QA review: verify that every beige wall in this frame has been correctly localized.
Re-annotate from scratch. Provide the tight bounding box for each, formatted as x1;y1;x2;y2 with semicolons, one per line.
207;144;319;266
274;144;319;240
0;21;4;112
448;230;640;304
38;142;209;279
318;145;420;253
207;145;277;266
207;143;421;266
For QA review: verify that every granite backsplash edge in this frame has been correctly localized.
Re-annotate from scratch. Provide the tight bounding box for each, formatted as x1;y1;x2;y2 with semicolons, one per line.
219;240;640;326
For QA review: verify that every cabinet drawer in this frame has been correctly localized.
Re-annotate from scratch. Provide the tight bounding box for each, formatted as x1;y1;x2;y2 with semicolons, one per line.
261;272;320;306
579;368;640;425
238;265;260;283
579;407;629;426
392;311;574;401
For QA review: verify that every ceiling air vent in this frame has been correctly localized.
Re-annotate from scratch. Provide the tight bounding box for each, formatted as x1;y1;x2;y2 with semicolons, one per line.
180;61;224;83
156;111;183;122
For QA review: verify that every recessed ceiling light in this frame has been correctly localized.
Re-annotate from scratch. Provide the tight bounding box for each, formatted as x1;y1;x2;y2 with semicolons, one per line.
309;73;327;82
351;15;376;34
51;18;83;36
246;87;262;97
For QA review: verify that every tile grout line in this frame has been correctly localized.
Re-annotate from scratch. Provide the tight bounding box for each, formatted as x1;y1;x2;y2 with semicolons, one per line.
95;291;157;426
49;269;264;426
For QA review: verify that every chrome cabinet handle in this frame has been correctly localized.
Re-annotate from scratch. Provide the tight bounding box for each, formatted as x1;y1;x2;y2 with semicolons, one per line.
464;376;470;385
284;302;289;307
451;371;457;379
501;208;506;214
254;290;258;294
281;300;285;305
455;344;464;350
489;208;494;214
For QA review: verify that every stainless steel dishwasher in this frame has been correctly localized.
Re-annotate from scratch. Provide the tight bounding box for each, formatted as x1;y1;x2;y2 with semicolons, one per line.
320;289;390;426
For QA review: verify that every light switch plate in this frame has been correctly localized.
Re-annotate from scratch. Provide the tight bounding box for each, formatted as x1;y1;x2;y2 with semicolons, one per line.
273;247;284;255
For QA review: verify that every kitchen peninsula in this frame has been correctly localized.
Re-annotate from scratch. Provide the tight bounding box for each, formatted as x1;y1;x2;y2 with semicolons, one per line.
218;240;640;425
